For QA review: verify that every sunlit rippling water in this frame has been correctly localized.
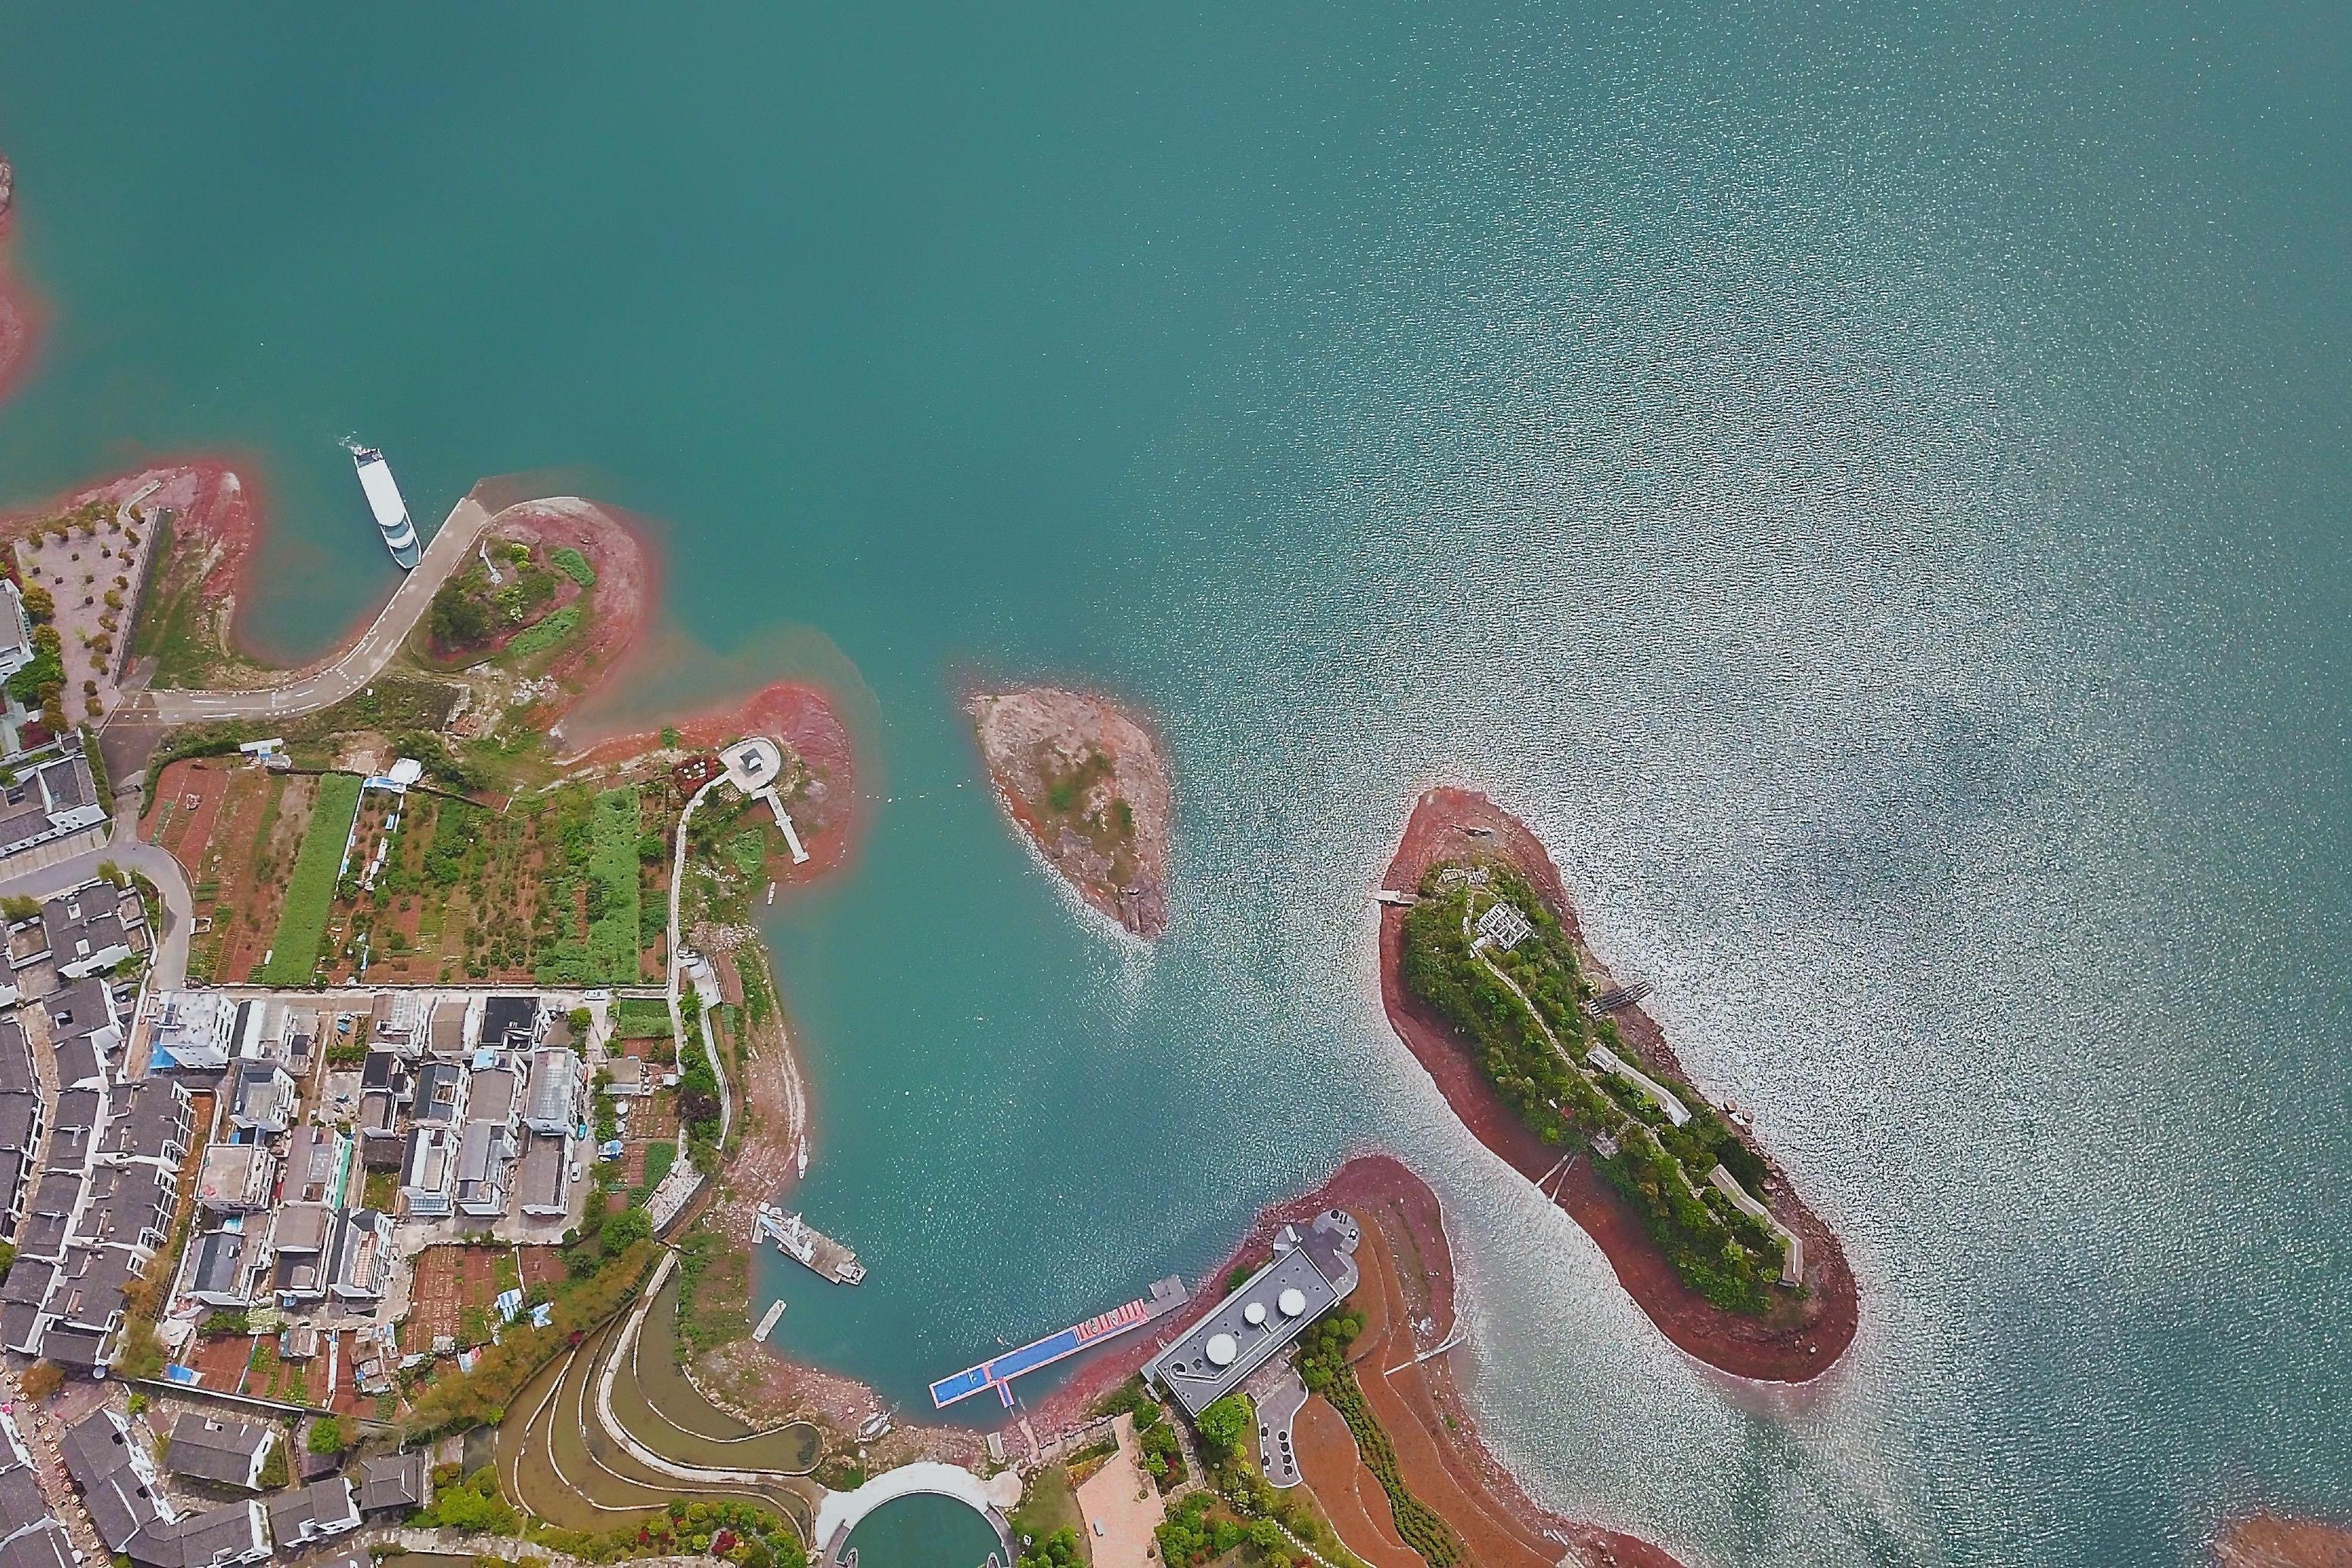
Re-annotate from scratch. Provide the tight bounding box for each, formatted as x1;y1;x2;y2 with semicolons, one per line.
4;4;2347;1563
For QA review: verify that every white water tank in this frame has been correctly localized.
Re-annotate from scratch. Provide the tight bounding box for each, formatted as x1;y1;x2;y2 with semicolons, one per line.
1277;1287;1308;1318
1243;1301;1267;1327
1206;1333;1238;1368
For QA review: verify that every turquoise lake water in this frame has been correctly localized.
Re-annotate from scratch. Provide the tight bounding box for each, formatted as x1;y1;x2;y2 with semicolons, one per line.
840;1495;999;1568
5;5;2350;1563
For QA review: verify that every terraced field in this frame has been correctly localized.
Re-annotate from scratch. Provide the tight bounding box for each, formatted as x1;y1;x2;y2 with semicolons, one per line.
496;1274;819;1543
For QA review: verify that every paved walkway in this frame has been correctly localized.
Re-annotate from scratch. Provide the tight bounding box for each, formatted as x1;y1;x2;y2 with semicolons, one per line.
667;773;734;1142
1075;1413;1165;1568
114;495;495;725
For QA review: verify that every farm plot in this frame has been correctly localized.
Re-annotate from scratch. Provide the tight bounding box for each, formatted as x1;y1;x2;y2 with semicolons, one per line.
321;780;666;986
405;1244;560;1352
256;772;363;985
150;762;314;985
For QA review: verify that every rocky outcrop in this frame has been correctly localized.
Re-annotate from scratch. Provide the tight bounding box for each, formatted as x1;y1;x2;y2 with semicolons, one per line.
968;686;1172;939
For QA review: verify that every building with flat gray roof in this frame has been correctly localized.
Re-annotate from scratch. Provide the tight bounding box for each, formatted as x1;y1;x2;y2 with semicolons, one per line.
1143;1208;1360;1417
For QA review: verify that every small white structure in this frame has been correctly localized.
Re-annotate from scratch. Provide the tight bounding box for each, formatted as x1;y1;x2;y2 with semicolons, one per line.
0;579;35;682
1474;900;1533;952
718;737;784;794
717;735;811;865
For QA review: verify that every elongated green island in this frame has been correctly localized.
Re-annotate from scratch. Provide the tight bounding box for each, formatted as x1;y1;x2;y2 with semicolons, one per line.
1401;862;1792;1315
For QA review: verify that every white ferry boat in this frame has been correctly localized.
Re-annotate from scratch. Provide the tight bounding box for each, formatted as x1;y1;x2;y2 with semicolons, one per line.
755;1203;865;1284
350;444;421;568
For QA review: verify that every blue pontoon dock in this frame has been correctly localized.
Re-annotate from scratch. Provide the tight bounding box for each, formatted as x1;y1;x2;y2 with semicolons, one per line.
931;1277;1189;1408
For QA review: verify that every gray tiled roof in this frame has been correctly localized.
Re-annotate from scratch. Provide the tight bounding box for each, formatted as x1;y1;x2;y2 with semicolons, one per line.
0;1016;33;1094
97;1079;191;1163
124;1501;264;1568
0;1301;43;1355
51;1036;102;1088
0;1520;76;1568
0;1461;51;1535
161;1413;270;1487
51;1243;139;1330
45;976;117;1042
77;1465;168;1552
0;1091;37;1150
265;1478;357;1544
356;1451;425;1512
39;1324;107;1369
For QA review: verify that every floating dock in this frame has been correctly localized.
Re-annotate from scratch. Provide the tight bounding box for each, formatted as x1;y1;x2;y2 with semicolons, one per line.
753;1299;788;1341
755;1204;865;1284
930;1277;1190;1409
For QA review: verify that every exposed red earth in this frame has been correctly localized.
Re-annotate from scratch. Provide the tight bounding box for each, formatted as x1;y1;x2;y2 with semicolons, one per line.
2214;1514;2352;1568
1381;787;1858;1383
0;154;47;410
466;485;657;694
1027;1155;1688;1568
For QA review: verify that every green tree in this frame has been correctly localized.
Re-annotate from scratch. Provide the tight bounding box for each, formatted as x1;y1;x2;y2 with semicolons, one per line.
429;582;492;647
306;1416;348;1456
258;1434;290;1489
1194;1393;1251;1458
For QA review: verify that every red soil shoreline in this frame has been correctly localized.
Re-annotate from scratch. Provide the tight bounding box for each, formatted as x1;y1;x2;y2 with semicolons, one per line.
1025;1154;1689;1568
0;154;46;411
2213;1513;2352;1568
1378;787;1858;1383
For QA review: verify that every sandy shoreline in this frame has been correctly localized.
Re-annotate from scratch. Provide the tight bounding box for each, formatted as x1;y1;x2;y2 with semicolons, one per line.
1378;786;1860;1383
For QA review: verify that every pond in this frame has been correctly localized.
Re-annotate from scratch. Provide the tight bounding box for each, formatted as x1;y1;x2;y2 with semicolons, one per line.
838;1494;1004;1568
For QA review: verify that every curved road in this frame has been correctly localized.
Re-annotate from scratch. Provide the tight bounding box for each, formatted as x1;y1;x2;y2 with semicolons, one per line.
0;797;194;989
115;495;495;726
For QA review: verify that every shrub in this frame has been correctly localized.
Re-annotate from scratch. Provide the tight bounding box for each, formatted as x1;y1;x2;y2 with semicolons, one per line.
1193;1393;1251;1458
548;547;596;586
507;606;582;659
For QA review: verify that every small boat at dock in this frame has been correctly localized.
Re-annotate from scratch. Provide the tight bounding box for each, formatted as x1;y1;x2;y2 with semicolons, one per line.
756;1203;865;1284
350;442;421;568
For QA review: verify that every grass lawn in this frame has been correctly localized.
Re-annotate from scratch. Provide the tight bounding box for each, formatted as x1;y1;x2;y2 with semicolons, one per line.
586;786;642;980
256;773;362;985
611;998;673;1038
1011;1465;1091;1564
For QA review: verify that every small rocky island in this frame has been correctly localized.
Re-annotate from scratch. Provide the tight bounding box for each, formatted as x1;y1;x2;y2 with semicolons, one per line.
969;685;1172;939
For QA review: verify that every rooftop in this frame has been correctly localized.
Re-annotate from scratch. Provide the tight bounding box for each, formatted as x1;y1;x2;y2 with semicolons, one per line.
1143;1209;1361;1417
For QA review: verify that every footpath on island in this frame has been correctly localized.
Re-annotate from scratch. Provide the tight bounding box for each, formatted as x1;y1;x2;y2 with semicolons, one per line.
1380;786;1859;1383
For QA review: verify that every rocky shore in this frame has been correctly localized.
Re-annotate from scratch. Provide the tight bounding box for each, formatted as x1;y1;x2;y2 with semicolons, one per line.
968;685;1172;939
1379;787;1858;1383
